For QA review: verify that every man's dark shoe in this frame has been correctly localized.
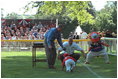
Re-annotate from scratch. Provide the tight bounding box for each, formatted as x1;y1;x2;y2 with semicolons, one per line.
71;69;73;72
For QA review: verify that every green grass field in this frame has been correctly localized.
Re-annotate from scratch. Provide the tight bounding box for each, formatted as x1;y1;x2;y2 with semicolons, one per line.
1;51;117;78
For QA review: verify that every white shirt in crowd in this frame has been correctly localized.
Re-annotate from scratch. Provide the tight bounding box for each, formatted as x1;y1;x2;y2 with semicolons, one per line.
58;42;83;54
12;36;16;40
80;32;88;39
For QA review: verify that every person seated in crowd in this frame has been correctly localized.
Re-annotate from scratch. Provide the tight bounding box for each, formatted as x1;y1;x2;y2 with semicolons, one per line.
69;32;74;37
12;34;17;40
58;37;85;63
105;30;113;38
37;22;43;29
73;32;79;39
85;32;110;64
1;21;54;40
62;53;76;72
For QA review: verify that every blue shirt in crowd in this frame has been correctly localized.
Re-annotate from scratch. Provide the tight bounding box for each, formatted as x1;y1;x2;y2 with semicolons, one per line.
45;28;63;48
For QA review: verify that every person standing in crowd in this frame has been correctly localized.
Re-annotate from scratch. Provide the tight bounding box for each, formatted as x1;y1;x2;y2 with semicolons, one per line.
69;32;74;38
58;37;85;63
80;31;88;39
79;31;88;51
37;22;43;29
73;32;79;39
44;25;65;69
105;30;113;38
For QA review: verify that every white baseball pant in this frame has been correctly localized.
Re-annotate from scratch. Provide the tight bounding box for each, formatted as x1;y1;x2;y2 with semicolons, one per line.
65;59;75;72
86;48;109;63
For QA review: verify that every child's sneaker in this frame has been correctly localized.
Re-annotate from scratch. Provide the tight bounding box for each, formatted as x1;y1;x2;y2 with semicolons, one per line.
85;62;90;64
66;70;71;72
106;62;111;64
77;60;80;63
71;69;73;72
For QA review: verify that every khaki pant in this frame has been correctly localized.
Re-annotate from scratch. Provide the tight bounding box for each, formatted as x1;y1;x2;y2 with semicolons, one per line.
44;39;56;67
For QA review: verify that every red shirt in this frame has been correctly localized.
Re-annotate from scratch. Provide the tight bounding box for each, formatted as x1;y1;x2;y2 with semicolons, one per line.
62;56;76;66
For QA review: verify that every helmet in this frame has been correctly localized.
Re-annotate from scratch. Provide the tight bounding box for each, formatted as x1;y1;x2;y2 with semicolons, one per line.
90;32;100;42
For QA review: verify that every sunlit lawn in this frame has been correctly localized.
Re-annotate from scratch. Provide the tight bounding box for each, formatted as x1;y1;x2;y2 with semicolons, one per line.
1;51;117;78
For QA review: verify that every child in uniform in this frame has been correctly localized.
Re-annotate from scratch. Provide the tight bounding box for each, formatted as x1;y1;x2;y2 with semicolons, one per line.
62;53;77;72
85;32;110;64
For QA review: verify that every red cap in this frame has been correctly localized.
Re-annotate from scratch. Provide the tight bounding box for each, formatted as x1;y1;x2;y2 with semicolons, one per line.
63;53;69;57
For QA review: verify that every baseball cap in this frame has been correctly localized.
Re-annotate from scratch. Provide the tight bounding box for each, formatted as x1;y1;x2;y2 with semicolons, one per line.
63;53;69;57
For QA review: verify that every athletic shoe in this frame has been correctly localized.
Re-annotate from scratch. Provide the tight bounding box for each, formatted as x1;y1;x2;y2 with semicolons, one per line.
77;60;80;63
106;62;111;64
85;62;90;64
66;70;71;72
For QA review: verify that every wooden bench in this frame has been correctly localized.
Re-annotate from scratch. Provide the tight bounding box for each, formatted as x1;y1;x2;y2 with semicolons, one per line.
32;42;47;67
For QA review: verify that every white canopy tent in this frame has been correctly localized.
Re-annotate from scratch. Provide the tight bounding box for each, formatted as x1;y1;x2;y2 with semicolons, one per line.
19;19;28;26
74;25;82;35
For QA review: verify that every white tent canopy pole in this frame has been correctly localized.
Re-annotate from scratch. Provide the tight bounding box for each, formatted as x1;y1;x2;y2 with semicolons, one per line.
56;19;58;27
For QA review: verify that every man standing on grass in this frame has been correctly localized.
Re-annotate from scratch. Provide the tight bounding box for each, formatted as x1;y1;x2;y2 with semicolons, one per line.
44;24;65;69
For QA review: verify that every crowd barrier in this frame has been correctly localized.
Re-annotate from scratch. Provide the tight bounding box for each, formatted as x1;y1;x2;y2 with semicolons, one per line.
1;38;117;55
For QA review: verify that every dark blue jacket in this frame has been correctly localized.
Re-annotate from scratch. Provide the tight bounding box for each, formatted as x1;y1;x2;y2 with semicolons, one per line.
45;28;63;48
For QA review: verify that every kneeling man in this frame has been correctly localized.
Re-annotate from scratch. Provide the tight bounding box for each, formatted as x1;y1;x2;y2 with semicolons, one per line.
58;37;85;62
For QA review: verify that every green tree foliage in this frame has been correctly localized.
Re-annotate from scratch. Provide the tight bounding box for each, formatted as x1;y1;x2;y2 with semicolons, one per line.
95;1;117;33
25;1;95;25
24;1;117;37
81;1;96;33
24;1;95;38
110;1;117;28
39;1;95;25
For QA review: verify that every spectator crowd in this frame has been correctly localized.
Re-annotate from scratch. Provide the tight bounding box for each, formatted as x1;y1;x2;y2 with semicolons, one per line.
1;20;56;40
1;20;117;40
